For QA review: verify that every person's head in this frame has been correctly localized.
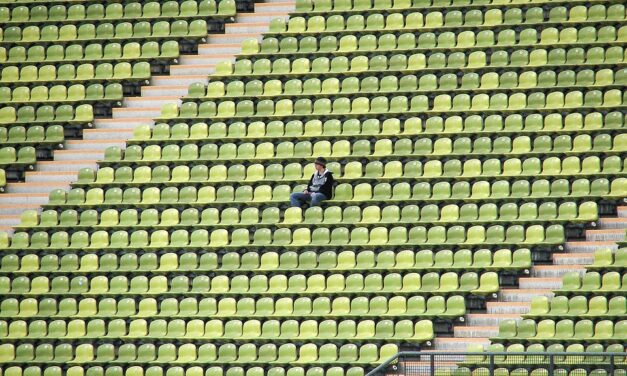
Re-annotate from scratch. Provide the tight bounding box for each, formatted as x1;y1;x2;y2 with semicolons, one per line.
314;157;327;172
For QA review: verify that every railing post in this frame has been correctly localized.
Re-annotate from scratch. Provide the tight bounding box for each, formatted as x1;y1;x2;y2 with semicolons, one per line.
430;353;435;376
609;354;615;376
489;354;494;376
548;354;554;376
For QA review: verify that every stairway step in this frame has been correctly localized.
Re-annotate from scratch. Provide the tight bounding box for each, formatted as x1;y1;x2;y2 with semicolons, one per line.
81;129;133;141
37;160;98;172
586;229;626;242
564;241;618;253
237;11;290;23
552;253;594;265
65;139;126;149
123;96;180;108
486;302;530;315
94;118;154;129
6;182;71;194
197;43;241;55
530;265;586;278
465;314;522;327
225;22;269;34
519;277;563;289
141;85;189;97
25;171;76;183
0;215;21;227
179;54;236;65
207;33;261;44
0;204;43;215
597;217;627;230
433;338;490;351
151;75;208;86
53;150;105;162
253;1;295;12
0;194;48;206
112;107;162;119
499;289;554;302
453;326;499;338
170;64;216;76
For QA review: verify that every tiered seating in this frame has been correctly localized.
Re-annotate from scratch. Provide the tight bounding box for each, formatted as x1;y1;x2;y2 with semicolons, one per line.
0;0;237;179
0;0;625;375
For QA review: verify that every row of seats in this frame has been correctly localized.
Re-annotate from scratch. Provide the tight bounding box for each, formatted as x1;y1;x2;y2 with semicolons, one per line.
240;26;627;56
42;178;627;207
80;157;627;187
0;272;500;296
0;248;532;273
0;62;150;84
0;125;64;146
471;342;625;362
0;104;93;125
130;112;625;142
0;168;5;191
0;365;368;376
0;0;234;23
213;47;626;77
270;5;626;34
101;136;627;165
526;295;626;318
0;295;465;319
17;202;597;229
0;83;122;104
0;318;436;342
0;41;179;64
557;271;626;294
449;368;622;376
0;20;210;44
164;90;626;118
195;69;627;98
0;146;36;167
495;319;626;341
0;341;397;365
3;224;566;249
587;247;626;270
293;0;569;13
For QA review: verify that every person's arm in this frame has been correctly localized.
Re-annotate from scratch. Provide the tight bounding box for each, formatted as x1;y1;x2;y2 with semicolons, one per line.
320;173;335;198
304;174;313;193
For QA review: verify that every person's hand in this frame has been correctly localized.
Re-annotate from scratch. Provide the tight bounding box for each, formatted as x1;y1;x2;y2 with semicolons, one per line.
303;190;309;194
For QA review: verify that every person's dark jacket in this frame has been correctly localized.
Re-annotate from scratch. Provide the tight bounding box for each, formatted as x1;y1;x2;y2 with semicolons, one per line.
307;170;334;198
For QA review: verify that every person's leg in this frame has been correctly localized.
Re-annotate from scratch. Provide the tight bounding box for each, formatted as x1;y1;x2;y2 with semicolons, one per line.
290;192;310;207
310;193;327;206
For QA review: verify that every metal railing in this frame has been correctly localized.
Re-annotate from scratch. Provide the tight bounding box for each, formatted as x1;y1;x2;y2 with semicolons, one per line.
367;351;627;376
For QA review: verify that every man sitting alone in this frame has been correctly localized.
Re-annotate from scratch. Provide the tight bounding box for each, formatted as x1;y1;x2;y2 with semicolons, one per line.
290;157;335;208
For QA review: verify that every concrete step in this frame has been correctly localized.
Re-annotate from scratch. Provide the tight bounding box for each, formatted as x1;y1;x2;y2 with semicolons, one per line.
465;314;522;327
25;171;76;183
617;206;627;218
253;1;295;12
499;289;554;302
530;265;586;278
112;107;162;119
179;54;236;65
94;118;154;129
53;150;105;162
585;229;626;242
207;33;261;44
0;215;21;227
236;11;289;23
197;43;241;55
37;160;98;172
518;277;563;290
0;194;48;206
552;252;594;265
453;326;499;338
564;241;618;253
486;302;530;315
64;139;126;149
225;22;269;34
170;64;216;76
6;182;71;194
123;96;180;109
81;129;133;141
151;75;208;86
433;338;490;351
0;204;43;215
141;85;189;97
597;217;627;230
